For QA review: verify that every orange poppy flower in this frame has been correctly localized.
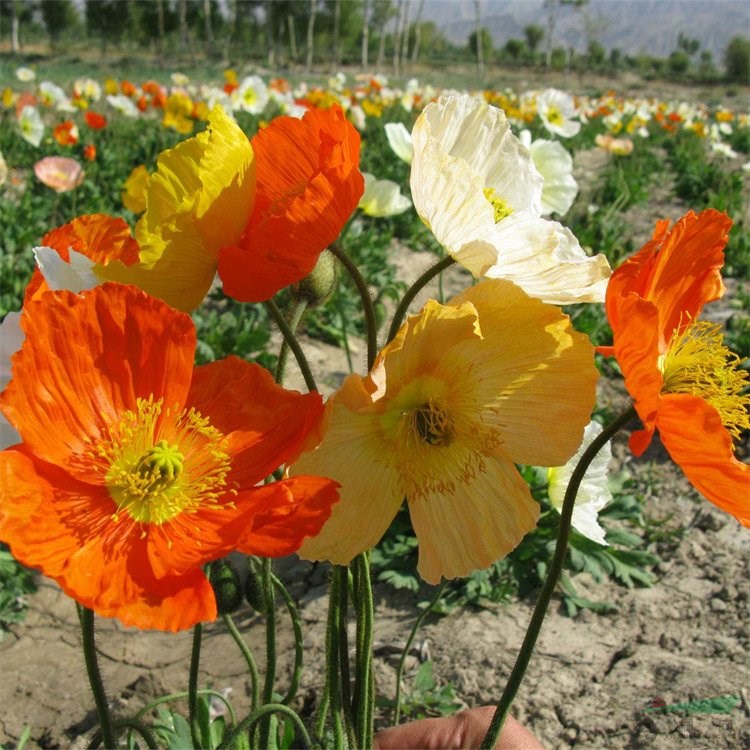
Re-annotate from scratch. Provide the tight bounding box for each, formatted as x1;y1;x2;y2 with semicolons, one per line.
598;209;749;525
121;79;137;97
85;110;107;130
23;214;140;304
217;105;364;302
0;283;338;631
83;143;97;161
52;120;79;146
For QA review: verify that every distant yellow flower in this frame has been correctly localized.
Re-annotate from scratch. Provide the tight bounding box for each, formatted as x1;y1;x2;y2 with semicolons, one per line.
293;279;598;583
162;92;194;134
100;107;256;311
122;165;150;214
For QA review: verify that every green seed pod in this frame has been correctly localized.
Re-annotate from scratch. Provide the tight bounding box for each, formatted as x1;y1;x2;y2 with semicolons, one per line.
244;561;267;612
292;249;338;307
210;559;242;615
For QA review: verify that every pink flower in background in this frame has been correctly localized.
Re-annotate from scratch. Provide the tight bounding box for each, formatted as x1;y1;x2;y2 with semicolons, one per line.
33;156;84;193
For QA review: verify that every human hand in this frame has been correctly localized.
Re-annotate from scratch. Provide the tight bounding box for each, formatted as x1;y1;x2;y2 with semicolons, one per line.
374;707;544;749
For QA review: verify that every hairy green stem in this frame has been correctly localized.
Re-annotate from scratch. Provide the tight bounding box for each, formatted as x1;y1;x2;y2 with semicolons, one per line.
265;298;317;392
188;622;204;748
352;553;375;749
78;605;117;750
386;255;456;344
223;613;260;710
86;718;159;749
270;573;304;705
217;704;312;750
480;406;637;749
393;581;448;726
276;298;309;385
329;241;379;369
259;558;277;749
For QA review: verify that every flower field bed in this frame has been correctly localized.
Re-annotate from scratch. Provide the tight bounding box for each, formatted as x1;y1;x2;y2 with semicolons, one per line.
0;61;748;750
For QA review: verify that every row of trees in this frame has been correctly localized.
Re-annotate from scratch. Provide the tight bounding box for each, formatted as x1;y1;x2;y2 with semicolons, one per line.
0;0;748;85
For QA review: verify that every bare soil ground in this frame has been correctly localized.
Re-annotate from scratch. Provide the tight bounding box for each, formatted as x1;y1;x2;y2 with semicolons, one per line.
1;125;749;750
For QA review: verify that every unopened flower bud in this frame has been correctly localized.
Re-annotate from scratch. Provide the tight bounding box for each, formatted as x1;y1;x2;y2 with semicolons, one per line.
210;558;242;614
292;249;338;307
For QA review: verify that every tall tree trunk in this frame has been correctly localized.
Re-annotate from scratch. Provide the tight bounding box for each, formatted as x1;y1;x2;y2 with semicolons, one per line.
474;0;484;80
361;0;370;70
331;0;341;71
156;0;165;60
11;0;20;54
306;0;317;71
287;14;297;64
392;0;403;76
179;0;188;55
376;22;387;71
203;0;214;54
411;0;425;64
266;0;276;67
400;0;411;70
545;0;558;69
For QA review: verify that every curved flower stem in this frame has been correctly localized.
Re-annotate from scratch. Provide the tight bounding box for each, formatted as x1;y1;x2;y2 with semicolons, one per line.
329;241;379;370
265;298;318;393
386;255;456;344
133;689;238;725
217;703;312;750
188;622;204;748
259;558;278;749
319;566;347;749
352;553;375;749
86;718;159;749
77;605;116;750
270;573;304;705
393;580;448;727
223;613;261;710
276;298;309;385
480;405;638;750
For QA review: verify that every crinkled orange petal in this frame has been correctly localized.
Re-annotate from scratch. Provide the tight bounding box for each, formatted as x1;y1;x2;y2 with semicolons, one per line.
0;447;215;631
218;106;364;302
24;214;140;303
186;356;326;485
657;394;749;526
606;210;730;348
1;284;195;482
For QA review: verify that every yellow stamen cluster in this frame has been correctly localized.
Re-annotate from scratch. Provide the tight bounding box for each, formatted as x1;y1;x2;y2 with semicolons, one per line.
483;187;514;223
546;105;564;126
412;399;455;447
93;397;234;529
660;320;750;442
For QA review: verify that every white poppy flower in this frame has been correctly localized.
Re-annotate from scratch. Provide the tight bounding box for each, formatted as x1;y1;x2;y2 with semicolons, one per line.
410;94;610;304
536;88;581;138
0;150;7;187
385;122;414;164
235;75;269;114
359;173;412;217
15;66;35;82
547;421;613;546
519;130;578;217
18;106;44;147
107;94;139;117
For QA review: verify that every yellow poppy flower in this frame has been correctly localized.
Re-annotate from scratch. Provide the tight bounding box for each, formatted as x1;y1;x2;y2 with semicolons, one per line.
101;107;256;311
122;164;150;214
293;279;598;583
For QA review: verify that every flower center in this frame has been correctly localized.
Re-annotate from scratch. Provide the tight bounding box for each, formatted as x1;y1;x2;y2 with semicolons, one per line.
659;319;750;442
546;105;564;126
483;187;513;223
98;397;234;527
412;400;455;447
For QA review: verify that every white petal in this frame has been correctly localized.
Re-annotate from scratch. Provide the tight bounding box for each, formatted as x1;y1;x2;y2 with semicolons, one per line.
33;247;100;293
359;173;412;217
385;122;414;164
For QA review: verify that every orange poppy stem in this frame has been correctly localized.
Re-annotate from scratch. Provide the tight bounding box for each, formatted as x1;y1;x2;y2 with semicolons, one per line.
480;405;638;750
77;604;117;749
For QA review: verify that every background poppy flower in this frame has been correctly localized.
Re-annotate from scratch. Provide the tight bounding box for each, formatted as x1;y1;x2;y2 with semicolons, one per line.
84;110;107;130
53;120;79;146
218;105;364;303
0;283;338;631
599;209;749;526
33;156;84;192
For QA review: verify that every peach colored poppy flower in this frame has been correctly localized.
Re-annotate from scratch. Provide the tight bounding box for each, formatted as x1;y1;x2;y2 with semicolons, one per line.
34;156;84;192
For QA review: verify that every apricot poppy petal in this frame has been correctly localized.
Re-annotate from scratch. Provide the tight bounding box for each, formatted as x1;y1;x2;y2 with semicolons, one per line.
232;476;340;558
187;356;326;484
657;395;750;526
0;284;195;478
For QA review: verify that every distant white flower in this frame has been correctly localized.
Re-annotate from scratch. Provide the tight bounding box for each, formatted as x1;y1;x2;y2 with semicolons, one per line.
537;88;581;138
107;94;139;117
710;141;738;159
359;173;412;217
0;311;24;448
328;72;347;91
547;421;613;546
0;150;7;187
235;75;269;114
385;122;414;164
74;77;102;101
39;80;73;111
410;94;610;305
18;106;44;147
15;66;35;82
349;104;366;131
171;72;190;86
519;130;578;217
